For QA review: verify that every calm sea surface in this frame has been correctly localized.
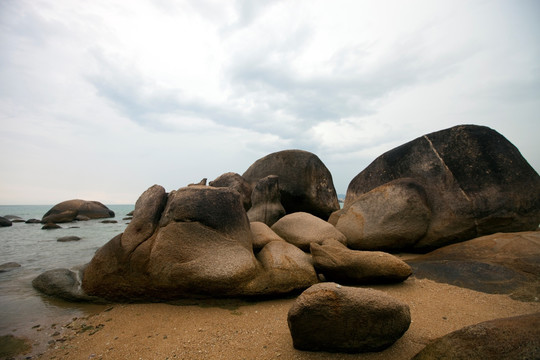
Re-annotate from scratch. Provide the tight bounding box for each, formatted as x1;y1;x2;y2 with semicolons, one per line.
0;204;133;339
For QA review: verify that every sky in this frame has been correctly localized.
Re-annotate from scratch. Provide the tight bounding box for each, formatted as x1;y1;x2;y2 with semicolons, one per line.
1;0;539;205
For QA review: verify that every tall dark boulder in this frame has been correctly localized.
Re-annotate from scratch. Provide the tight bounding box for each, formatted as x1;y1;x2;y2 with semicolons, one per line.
344;125;540;251
247;175;286;226
41;199;115;223
243;150;339;220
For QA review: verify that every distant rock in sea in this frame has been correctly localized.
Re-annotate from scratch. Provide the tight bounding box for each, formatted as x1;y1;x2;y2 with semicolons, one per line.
41;199;115;224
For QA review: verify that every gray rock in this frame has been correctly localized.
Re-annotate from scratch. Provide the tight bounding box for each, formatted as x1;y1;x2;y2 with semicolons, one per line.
0;262;21;272
0;216;12;227
32;267;102;302
287;283;411;352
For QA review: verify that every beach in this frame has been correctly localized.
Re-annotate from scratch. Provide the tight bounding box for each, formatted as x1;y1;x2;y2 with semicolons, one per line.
24;277;539;360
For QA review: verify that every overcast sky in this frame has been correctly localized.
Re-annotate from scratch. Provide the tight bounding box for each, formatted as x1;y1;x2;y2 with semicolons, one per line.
1;0;539;205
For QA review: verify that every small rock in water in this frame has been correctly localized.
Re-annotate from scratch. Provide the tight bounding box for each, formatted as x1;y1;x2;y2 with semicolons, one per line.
100;220;117;224
42;223;61;230
0;262;21;273
57;236;82;242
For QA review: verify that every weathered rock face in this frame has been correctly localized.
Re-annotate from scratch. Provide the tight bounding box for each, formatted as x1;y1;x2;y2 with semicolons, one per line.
336;178;431;251
345;125;540;251
408;231;540;301
243;150;339;220
311;239;412;284
271;212;347;251
250;221;285;251
247;175;286;226
412;313;540;360
41;200;115;224
80;185;318;301
287;283;411;353
209;172;252;211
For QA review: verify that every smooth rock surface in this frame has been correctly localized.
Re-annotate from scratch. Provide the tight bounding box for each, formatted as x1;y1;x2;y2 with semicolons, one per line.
42;200;115;224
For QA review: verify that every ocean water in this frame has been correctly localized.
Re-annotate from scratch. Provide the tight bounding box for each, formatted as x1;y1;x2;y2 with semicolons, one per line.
0;205;133;339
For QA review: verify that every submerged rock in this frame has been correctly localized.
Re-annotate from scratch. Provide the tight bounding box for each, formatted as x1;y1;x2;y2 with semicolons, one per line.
57;236;81;242
32;267;102;302
0;262;21;273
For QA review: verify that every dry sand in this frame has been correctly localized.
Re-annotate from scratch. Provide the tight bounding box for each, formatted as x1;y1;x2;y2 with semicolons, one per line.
15;277;537;360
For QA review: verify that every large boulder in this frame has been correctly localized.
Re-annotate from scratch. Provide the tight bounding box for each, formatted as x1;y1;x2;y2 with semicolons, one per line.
78;185;318;301
41;200;115;224
209;172;252;211
407;231;540;301
82;186;259;300
344;125;540;251
335;178;431;251
271;212;347;251
412;313;540;360
247;175;286;226
243;150;339;220
287;283;411;353
310;239;412;284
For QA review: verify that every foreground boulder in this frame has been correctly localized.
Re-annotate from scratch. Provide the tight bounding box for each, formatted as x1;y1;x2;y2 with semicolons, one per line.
243;150;339;220
79;185;317;301
413;313;540;360
41;200;115;224
271;212;347;251
250;221;285;251
344;125;540;251
311;239;412;284
287;283;411;352
408;231;540;301
247;175;286;226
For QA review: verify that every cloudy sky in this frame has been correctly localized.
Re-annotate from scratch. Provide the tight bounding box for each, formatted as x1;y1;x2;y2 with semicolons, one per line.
1;0;539;204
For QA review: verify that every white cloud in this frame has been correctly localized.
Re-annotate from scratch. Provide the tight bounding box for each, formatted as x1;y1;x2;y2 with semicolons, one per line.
0;0;539;203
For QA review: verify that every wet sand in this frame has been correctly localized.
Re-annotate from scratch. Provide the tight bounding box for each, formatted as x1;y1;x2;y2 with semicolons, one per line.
18;277;539;360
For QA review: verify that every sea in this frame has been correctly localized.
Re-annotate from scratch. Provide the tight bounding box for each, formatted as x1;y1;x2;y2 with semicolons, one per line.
0;204;134;345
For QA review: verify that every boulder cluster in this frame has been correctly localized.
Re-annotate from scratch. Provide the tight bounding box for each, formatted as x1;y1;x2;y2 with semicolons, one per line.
31;124;540;355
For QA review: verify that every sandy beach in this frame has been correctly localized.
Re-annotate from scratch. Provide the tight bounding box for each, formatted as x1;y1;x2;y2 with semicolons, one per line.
13;277;535;360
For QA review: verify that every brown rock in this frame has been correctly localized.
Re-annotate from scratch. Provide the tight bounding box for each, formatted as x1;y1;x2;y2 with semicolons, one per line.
412;312;540;360
42;200;115;224
336;178;431;251
247;175;286;226
408;231;540;301
250;221;285;251
345;125;540;251
287;283;411;352
209;172;252;211
271;212;347;251
310;239;412;284
243;150;339;220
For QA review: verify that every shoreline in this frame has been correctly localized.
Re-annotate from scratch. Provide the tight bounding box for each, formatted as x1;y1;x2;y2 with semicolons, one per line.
10;277;538;360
